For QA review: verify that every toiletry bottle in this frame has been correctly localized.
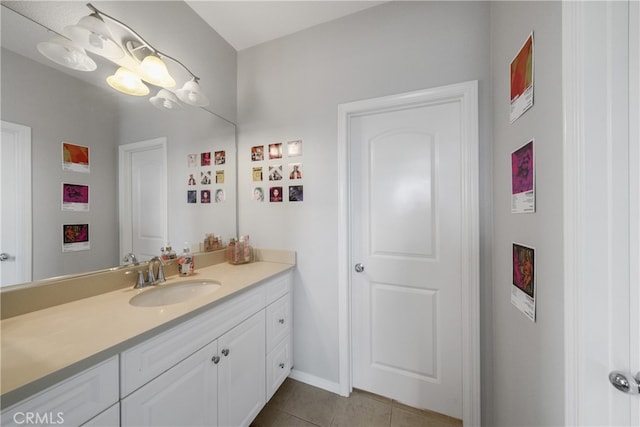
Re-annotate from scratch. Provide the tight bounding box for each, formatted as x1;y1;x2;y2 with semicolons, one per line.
179;243;194;276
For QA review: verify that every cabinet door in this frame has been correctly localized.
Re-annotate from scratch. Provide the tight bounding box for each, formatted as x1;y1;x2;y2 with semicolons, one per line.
121;340;218;427
218;311;266;427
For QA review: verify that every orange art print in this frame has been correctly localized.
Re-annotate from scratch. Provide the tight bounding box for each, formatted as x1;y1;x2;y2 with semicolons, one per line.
62;142;90;173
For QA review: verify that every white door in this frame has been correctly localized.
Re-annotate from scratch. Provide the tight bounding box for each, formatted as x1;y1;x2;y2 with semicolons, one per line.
119;138;167;262
348;83;479;420
564;1;639;425
0;121;31;287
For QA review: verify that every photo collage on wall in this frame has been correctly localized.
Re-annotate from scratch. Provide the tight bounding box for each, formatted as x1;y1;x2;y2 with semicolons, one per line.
61;142;90;252
186;150;227;205
251;139;303;203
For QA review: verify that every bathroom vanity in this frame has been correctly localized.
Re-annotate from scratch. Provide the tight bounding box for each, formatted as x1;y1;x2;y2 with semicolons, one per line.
0;251;294;427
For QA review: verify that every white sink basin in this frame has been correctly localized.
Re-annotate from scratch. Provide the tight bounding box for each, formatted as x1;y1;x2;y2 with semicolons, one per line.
129;280;221;307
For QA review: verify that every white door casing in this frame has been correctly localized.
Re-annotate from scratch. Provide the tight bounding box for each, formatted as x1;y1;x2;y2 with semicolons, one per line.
0;121;31;287
119;138;168;262
563;1;639;425
338;81;480;425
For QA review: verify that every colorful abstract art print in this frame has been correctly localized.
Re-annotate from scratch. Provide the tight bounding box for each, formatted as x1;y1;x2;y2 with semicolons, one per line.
511;139;535;213
62;183;89;211
62;224;89;252
510;32;534;123
512;243;536;321
62;142;89;173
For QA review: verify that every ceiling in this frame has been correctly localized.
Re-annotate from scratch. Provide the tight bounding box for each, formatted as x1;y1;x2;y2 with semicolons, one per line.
185;1;388;51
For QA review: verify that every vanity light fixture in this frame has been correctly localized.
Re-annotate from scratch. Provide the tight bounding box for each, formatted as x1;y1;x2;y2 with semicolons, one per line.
150;89;182;110
33;3;209;109
36;35;97;72
106;67;150;96
176;78;210;107
63;13;124;60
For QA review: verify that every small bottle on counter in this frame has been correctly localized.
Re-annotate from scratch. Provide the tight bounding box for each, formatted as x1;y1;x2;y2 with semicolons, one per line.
178;243;194;276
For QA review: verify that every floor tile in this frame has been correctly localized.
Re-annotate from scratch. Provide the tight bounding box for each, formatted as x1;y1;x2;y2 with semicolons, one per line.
251;405;319;427
266;379;341;427
330;391;391;427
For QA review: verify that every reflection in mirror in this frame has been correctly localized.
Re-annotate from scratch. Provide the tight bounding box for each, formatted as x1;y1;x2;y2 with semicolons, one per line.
0;4;237;287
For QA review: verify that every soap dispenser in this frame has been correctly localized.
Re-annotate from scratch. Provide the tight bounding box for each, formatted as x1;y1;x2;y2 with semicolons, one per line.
178;242;194;276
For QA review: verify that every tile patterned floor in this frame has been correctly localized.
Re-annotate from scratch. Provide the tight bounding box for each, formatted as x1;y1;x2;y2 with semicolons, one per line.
251;378;462;427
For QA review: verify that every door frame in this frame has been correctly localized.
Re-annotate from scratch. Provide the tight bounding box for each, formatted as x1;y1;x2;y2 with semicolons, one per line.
337;81;480;426
563;1;638;424
0;121;32;285
118;138;168;261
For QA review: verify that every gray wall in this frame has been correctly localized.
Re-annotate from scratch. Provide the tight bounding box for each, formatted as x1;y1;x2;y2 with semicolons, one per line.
1;48;120;279
490;2;564;425
237;0;494;416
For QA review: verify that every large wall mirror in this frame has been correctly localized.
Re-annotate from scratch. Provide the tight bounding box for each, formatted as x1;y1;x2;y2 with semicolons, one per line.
1;2;238;286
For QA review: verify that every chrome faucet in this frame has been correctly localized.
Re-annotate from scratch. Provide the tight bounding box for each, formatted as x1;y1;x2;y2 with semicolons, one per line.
134;256;166;289
122;252;139;265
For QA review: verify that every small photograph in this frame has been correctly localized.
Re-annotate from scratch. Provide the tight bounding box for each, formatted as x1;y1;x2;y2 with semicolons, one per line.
187;173;197;186
215;150;226;165
201;170;212;185
187;154;198;167
289;163;302;180
269;143;283;160
187;190;197;204
62;142;89;173
269;186;283;202
216;170;225;184
510;32;535;123
62;224;89;252
287;140;303;157
289;185;304;202
201;189;211;204
62;183;89;211
253;187;265;202
253;167;263;182
269;164;283;181
201;152;211;166
251;145;264;161
215;189;225;203
511;139;535;213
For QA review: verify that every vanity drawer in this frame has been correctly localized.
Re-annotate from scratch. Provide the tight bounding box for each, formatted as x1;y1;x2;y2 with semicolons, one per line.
266;338;292;400
265;272;291;305
1;356;118;427
266;294;291;353
120;284;266;397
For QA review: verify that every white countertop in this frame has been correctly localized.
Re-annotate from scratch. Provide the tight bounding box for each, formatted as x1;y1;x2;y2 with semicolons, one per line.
0;260;294;408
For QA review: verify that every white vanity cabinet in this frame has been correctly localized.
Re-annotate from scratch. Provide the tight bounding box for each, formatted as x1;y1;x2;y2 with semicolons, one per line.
1;356;119;427
121;269;292;427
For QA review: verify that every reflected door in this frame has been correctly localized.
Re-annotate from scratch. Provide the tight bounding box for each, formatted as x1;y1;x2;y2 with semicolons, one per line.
351;94;465;418
0;121;31;286
119;138;167;262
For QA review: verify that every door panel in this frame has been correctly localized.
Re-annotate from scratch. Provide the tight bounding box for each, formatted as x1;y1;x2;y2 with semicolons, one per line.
0;121;31;286
351;100;462;418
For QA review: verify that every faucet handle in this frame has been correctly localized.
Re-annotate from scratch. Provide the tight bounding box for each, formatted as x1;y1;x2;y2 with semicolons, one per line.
147;267;156;284
136;271;146;289
156;263;165;283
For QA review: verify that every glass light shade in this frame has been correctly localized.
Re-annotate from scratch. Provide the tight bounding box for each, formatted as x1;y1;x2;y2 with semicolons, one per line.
138;55;176;88
106;67;149;96
64;14;124;59
37;36;97;72
176;79;209;107
150;89;182;110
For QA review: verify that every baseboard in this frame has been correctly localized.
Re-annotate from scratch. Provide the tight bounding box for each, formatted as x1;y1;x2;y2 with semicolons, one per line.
288;368;343;396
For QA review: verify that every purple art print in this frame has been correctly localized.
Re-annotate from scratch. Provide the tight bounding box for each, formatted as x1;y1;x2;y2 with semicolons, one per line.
62;184;89;204
511;141;534;194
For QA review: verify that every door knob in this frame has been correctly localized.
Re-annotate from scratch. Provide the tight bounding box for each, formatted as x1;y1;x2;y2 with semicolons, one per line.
0;253;9;262
609;371;640;394
354;263;364;273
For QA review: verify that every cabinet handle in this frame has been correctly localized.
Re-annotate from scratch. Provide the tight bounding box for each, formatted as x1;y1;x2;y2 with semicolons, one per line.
278;318;285;324
221;348;230;357
212;355;220;364
279;363;285;369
